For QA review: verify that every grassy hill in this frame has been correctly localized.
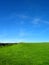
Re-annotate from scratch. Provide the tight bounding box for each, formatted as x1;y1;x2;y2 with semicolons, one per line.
0;43;49;65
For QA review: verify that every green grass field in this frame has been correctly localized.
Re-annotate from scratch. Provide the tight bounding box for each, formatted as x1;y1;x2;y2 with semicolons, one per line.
0;43;49;65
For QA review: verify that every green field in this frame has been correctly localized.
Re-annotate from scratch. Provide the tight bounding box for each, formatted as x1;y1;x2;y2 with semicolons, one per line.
0;43;49;65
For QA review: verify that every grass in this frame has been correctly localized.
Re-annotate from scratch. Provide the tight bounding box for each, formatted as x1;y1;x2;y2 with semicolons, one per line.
0;43;49;65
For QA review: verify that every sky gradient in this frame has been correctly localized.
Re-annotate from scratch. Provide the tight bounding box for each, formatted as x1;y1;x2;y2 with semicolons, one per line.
0;0;49;42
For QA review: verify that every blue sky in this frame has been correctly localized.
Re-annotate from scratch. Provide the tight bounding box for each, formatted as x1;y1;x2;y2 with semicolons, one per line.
0;0;49;42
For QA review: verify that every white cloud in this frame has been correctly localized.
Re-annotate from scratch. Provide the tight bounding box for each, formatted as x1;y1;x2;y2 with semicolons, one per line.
16;14;33;19
19;32;25;37
0;38;25;43
20;21;24;25
32;18;40;25
42;20;49;24
16;15;29;19
18;28;32;38
31;18;49;26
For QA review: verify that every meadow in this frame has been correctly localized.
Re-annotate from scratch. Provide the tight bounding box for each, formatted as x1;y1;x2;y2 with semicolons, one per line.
0;43;49;65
